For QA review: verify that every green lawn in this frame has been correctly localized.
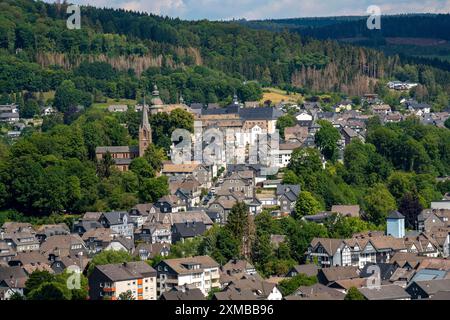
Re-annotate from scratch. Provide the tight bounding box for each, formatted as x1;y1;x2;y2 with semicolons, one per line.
92;98;137;110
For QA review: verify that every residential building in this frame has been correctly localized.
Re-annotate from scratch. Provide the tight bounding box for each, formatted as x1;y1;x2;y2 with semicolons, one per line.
155;255;220;297
171;221;207;243
406;279;450;299
359;285;411;300
286;264;319;278
134;243;171;261
99;211;134;239
307;238;352;268
136;223;172;244
155;195;187;213
0;266;27;300
219;275;282;300
89;262;157;300
277;184;300;214
317;266;360;286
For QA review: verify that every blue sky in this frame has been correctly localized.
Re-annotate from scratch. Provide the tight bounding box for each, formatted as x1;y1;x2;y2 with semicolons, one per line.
48;0;450;20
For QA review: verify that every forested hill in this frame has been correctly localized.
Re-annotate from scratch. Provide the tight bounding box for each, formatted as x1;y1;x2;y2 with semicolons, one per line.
242;14;450;40
241;14;450;73
1;0;450;103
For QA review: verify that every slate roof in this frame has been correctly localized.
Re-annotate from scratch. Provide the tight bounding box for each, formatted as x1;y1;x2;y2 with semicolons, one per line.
134;243;171;259
287;283;345;300
82;228;117;242
39;234;86;256
359;285;411;300
239;106;281;120
387;211;405;219
9;251;49;266
310;238;345;256
0;266;28;288
409;279;450;295
170;210;213;225
131;203;157;216
360;263;398;281
224;275;278;299
96;261;156;282
161;286;205;300
82;212;103;221
276;184;300;202
389;267;416;283
213;289;258;300
417;258;450;271
429;291;450;300
390;252;425;269
288;264;319;277
222;259;256;275
158;256;219;275
319;266;360;283
101;211;129;225
1;222;34;234
172;221;207;238
95;146;139;154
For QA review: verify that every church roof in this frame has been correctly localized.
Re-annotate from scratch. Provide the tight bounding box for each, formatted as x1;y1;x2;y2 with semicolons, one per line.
95;146;139;154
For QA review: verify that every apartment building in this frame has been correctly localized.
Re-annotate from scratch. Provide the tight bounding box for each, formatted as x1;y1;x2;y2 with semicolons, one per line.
89;261;157;300
155;255;220;297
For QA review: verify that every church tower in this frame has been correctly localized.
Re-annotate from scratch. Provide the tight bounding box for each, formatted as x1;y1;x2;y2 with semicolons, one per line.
139;104;152;157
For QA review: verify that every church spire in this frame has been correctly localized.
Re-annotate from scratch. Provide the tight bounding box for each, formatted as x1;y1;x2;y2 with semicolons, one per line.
139;100;152;157
141;100;150;130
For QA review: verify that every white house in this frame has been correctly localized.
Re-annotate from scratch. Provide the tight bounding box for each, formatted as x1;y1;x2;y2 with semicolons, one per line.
295;112;313;121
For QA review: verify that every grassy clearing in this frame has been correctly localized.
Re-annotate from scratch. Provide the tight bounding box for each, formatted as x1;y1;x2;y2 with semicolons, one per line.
92;98;137;110
260;87;303;105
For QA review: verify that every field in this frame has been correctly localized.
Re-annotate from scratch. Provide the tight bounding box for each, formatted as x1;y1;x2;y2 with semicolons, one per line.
260;87;303;105
91;98;137;110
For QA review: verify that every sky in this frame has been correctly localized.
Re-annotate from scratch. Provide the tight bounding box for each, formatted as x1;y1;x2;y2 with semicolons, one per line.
48;0;450;20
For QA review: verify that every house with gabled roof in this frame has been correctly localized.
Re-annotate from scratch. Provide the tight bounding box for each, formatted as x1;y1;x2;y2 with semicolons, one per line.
99;211;134;239
307;238;352;268
406;278;450;299
134;242;171;261
277;184;300;214
317;266;360;286
35;223;70;243
285;283;345;300
155;195;187;213
224;275;282;300
0;265;27;300
359;284;411;300
417;208;450;232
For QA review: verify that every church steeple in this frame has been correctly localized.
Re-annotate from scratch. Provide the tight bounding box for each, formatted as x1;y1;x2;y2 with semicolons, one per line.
139;103;152;157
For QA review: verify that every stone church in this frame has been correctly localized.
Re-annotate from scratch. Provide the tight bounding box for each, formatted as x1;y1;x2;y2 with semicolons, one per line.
96;105;152;171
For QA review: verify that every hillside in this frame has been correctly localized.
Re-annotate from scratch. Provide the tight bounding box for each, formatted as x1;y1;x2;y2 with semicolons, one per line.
0;1;449;107
242;14;450;71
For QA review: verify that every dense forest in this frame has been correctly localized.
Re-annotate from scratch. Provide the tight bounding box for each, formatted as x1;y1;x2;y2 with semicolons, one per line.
1;0;450;106
244;14;450;40
243;14;450;71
